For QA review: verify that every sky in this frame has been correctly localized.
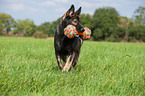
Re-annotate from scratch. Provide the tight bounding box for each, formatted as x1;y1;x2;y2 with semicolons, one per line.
0;0;145;25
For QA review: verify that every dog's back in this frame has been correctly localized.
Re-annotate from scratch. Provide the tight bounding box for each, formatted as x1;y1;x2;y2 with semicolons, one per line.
54;5;84;71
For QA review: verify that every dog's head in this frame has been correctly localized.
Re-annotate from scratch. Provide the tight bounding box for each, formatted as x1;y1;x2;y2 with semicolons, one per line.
63;5;84;32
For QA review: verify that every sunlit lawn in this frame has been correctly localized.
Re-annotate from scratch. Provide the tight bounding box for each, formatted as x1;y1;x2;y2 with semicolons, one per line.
0;36;144;95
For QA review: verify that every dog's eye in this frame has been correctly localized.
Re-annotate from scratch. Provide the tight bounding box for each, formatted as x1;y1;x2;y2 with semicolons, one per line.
74;21;78;23
66;16;71;19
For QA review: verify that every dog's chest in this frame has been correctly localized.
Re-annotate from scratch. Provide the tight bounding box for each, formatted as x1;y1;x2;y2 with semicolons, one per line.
62;38;75;50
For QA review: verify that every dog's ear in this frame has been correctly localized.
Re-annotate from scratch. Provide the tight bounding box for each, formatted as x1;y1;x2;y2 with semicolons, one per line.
63;4;74;20
75;7;81;15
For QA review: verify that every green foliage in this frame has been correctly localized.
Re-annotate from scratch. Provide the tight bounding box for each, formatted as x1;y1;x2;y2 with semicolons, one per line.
48;18;61;37
14;19;36;36
106;27;126;42
36;22;51;35
0;37;144;95
80;14;92;28
0;19;3;31
92;28;103;40
91;7;120;41
133;6;145;26
0;12;15;34
128;26;145;41
1;7;145;42
33;31;48;38
36;18;60;37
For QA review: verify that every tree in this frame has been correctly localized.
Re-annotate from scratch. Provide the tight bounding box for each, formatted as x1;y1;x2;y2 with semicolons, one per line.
0;19;3;33
36;22;51;36
0;12;15;34
117;17;136;41
129;6;145;42
128;26;145;42
133;6;145;26
80;14;92;28
14;19;36;36
48;18;61;37
107;26;125;42
92;7;120;41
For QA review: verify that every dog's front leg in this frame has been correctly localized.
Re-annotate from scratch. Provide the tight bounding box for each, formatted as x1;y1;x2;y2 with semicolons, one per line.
66;52;75;71
62;55;71;72
62;52;75;72
56;55;63;69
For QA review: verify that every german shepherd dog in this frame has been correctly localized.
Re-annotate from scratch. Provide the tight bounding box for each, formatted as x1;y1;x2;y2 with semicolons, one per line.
54;5;84;72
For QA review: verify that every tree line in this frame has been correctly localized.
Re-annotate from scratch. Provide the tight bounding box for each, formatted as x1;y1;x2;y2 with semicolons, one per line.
0;6;145;42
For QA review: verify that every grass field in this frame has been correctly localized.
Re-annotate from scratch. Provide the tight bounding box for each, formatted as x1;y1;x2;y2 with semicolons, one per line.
0;36;144;95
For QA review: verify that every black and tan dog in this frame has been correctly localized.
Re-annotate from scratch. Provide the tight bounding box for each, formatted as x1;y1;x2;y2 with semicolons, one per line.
54;5;84;71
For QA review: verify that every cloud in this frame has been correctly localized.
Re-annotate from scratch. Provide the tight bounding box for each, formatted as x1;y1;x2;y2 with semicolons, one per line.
54;0;68;3
57;8;67;13
5;3;38;12
80;0;120;8
3;0;20;3
80;1;93;7
40;0;69;7
1;0;144;25
27;7;38;12
83;10;94;15
40;1;57;6
78;0;121;16
8;3;25;11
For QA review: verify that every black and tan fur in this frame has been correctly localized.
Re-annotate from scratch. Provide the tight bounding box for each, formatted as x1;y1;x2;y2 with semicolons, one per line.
54;5;84;71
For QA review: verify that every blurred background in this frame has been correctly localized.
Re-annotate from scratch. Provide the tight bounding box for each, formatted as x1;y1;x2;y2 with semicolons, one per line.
0;0;145;42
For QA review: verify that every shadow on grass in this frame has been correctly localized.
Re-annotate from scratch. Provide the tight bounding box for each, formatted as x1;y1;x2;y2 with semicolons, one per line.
51;66;60;71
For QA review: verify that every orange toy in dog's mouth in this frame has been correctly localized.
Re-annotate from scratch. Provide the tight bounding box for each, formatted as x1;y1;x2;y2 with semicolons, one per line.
64;25;91;40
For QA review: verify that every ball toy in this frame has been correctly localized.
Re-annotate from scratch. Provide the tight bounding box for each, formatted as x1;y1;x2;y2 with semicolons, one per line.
64;25;77;38
64;25;91;40
79;27;91;40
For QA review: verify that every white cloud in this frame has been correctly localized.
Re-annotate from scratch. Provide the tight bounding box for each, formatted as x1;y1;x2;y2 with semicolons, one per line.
4;0;20;3
54;0;68;3
80;1;93;7
83;10;94;15
58;8;68;13
40;0;69;7
4;2;39;12
40;1;56;6
28;7;38;12
79;0;121;15
1;0;144;25
80;1;120;8
8;3;25;11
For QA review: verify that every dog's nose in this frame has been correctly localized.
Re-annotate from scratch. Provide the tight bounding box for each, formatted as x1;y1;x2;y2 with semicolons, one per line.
80;28;85;32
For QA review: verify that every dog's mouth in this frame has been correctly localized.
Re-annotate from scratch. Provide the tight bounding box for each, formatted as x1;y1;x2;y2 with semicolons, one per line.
79;28;85;32
76;26;85;33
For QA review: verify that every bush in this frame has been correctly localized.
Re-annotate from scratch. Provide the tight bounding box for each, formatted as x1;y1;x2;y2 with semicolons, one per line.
128;26;145;42
0;30;7;35
92;28;103;41
33;31;48;39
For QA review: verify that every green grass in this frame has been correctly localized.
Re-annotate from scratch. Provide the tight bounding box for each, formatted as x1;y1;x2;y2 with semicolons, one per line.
0;36;144;96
